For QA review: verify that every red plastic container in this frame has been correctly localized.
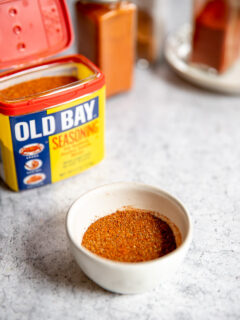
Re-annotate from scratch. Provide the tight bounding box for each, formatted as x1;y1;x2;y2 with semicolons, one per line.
0;0;105;191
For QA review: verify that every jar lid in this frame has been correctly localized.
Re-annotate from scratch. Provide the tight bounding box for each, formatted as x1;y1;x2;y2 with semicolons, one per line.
0;0;73;70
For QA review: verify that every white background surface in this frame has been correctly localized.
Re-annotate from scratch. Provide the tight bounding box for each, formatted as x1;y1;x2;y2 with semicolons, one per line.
1;0;240;319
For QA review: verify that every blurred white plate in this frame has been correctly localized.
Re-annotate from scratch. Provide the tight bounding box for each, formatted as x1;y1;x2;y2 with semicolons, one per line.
164;25;240;94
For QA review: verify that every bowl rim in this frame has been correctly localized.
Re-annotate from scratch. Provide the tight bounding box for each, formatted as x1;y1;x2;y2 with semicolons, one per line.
65;181;193;268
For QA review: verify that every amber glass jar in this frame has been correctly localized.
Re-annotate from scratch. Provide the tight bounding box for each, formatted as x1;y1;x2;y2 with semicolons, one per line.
191;0;240;73
77;0;136;97
135;0;165;65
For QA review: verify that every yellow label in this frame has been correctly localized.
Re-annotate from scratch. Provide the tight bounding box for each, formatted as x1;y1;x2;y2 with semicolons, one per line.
0;113;18;191
48;87;105;183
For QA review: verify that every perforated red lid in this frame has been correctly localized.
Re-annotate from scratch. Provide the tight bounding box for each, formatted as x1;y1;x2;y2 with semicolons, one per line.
0;0;73;69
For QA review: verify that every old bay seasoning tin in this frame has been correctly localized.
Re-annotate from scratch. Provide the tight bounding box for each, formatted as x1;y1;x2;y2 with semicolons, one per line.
0;0;105;191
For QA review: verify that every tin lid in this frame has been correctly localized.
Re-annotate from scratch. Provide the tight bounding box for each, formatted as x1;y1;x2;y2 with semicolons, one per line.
0;0;73;70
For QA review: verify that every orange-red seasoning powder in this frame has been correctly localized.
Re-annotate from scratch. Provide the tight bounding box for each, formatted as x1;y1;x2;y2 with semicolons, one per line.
81;209;178;263
0;76;78;100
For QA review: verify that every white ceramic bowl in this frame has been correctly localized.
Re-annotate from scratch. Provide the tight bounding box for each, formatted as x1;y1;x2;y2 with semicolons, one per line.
66;182;192;294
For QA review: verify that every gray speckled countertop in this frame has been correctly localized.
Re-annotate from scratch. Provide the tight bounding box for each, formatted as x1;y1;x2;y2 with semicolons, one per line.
1;1;240;319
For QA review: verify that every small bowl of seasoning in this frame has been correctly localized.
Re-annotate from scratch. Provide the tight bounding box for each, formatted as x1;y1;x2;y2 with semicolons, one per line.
66;182;192;294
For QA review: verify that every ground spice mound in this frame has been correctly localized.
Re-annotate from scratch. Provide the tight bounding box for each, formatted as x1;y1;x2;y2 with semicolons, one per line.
0;76;78;100
81;210;178;263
